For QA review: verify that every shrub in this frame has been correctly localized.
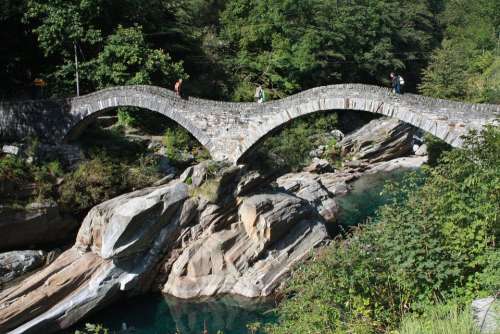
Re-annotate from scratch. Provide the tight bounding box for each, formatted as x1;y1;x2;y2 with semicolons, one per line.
424;133;452;166
0;155;30;183
59;154;127;212
163;126;210;163
126;154;163;190
163;127;191;159
116;109;136;128
266;126;499;333
249;112;339;171
32;160;64;201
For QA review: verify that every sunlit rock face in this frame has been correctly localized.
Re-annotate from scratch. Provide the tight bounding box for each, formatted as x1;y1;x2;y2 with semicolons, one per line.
340;117;416;163
0;182;189;334
162;192;328;298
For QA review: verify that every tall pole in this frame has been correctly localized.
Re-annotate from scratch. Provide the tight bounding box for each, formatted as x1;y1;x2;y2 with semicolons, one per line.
74;42;80;97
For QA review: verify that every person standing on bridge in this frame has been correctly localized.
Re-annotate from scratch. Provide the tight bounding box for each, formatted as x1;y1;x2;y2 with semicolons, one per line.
255;85;266;103
390;72;404;94
174;78;183;97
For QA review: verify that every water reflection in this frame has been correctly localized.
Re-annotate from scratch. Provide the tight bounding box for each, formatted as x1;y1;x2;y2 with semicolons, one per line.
75;294;275;334
166;295;275;334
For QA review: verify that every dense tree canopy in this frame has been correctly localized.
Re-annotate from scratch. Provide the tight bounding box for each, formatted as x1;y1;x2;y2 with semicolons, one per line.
219;0;440;100
0;0;437;99
420;0;500;103
0;0;497;101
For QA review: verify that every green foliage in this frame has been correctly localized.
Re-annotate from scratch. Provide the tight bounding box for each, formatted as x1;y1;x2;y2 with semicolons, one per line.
0;156;63;201
126;154;166;190
163;126;210;163
116;109;137;128
58;154;127;212
248;112;339;171
163;127;192;158
267;126;500;333
58;152;162;213
92;25;186;88
0;155;30;183
397;302;479;334
220;0;439;99
32;160;63;200
420;0;500;103
423;133;452;167
25;0;103;58
23;2;187;96
74;323;109;334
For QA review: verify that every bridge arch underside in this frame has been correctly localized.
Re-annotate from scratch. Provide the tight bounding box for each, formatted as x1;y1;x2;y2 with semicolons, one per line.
235;97;470;163
65;98;214;156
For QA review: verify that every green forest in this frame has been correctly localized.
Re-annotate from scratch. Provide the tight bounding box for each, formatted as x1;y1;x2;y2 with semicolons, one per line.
0;1;499;334
1;0;499;102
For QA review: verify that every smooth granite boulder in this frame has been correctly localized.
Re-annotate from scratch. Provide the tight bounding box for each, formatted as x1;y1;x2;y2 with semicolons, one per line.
0;250;48;285
0;182;188;334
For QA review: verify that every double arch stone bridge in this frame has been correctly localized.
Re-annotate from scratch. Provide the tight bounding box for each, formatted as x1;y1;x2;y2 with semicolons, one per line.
0;84;498;162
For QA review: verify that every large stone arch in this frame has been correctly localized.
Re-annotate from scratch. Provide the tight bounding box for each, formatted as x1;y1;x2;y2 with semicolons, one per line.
231;85;500;162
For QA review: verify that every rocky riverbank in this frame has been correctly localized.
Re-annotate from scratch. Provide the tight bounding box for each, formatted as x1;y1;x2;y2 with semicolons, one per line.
0;117;427;333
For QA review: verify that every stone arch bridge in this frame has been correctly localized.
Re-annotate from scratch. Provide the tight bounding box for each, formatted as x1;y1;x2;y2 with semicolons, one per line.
0;84;498;162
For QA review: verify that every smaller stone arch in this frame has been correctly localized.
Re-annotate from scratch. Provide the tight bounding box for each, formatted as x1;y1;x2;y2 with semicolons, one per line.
64;86;214;155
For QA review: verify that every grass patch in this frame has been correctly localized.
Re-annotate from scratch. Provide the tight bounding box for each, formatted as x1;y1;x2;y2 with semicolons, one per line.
398;303;479;334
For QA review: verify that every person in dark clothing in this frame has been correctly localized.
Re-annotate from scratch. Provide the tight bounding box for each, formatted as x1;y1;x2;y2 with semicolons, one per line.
390;72;401;94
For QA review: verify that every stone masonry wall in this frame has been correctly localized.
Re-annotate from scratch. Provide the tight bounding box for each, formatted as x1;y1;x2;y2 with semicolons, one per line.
0;84;498;162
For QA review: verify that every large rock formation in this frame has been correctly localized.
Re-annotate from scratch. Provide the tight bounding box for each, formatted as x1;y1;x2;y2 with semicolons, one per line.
0;202;78;251
162;193;328;298
0;165;329;333
0;182;189;334
341;117;416;162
